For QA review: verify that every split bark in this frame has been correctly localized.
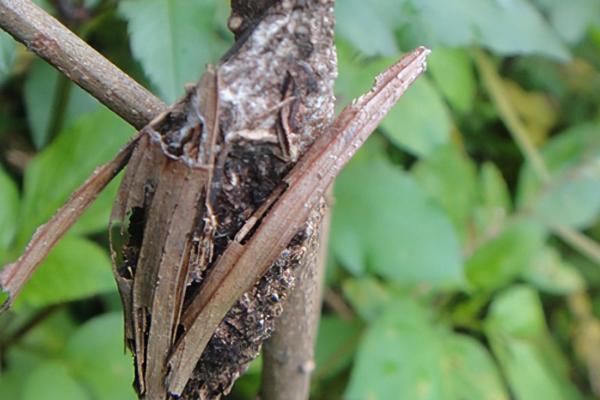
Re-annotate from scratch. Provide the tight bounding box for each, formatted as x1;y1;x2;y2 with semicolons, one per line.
0;1;430;399
110;2;338;397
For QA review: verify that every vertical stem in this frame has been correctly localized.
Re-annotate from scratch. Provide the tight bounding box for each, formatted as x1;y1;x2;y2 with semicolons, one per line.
261;201;331;400
473;49;550;182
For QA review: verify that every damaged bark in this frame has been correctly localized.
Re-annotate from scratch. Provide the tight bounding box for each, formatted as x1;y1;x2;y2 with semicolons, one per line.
111;1;336;398
0;1;429;399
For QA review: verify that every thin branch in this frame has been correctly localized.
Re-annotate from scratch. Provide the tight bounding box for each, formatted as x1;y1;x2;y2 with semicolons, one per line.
474;49;550;182
551;224;600;266
474;49;600;269
0;0;166;129
0;134;141;309
261;198;331;400
0;305;59;352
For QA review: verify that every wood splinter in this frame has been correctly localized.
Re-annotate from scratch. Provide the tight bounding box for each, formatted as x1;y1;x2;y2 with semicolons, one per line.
0;44;429;398
0;1;429;399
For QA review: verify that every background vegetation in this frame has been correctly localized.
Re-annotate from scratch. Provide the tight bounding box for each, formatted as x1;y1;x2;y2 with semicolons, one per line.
1;0;600;399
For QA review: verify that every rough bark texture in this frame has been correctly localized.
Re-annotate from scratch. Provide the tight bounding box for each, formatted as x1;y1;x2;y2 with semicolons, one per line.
109;1;336;398
178;2;336;397
0;3;430;400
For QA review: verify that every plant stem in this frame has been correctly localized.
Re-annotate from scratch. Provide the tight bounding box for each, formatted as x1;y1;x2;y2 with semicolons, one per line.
474;48;600;268
261;200;331;400
473;49;550;183
0;0;166;129
551;224;600;266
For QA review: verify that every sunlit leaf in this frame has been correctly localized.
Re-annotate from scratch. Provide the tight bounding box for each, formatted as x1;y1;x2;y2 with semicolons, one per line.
485;286;583;400
501;78;557;145
347;298;508;400
413;144;478;239
23;360;90;400
533;0;600;43
466;220;546;291
331;152;463;286
517;123;600;229
119;0;228;103
523;247;585;294
428;47;476;112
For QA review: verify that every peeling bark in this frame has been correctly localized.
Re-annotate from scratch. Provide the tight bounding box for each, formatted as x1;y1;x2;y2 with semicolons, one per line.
0;2;430;400
110;1;336;398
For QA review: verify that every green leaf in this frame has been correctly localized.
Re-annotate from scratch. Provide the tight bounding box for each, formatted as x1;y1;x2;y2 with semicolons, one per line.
473;162;511;236
441;335;509;400
335;43;451;157
0;309;77;398
523;247;585;294
315;316;362;380
331;152;463;286
533;0;600;43
466;220;546;291
0;363;25;399
0;166;19;255
15;109;132;250
517;123;600;229
119;0;228;103
24;59;101;149
23;360;91;400
428;47;476;112
65;312;136;400
397;0;569;60
335;0;399;57
342;277;392;322
380;76;452;157
15;237;116;308
336;0;570;60
230;357;262;399
346;298;508;400
0;30;16;82
413;144;478;239
485;286;583;400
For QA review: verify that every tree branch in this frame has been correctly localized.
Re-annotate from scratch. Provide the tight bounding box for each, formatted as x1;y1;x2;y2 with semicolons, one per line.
0;0;166;129
261;199;331;400
166;47;430;395
1;135;141;309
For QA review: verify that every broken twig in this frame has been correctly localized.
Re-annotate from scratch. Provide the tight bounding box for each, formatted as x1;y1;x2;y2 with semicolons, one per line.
0;134;142;309
167;46;431;395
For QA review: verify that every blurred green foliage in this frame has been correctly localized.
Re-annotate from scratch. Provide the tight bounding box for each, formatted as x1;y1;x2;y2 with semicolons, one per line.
1;0;600;399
